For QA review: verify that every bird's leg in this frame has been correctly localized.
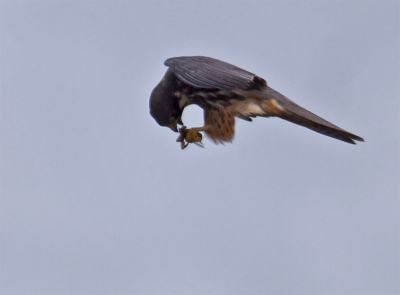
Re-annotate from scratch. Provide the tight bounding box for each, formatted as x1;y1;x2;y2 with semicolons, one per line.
176;126;209;149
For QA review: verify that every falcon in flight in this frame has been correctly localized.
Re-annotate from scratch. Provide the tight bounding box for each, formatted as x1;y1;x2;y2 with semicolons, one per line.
149;56;363;149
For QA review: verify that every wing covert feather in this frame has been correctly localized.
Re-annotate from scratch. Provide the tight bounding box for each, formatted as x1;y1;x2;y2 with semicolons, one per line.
165;56;266;91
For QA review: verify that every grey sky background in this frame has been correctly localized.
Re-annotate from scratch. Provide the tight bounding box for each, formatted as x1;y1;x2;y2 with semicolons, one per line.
1;1;399;294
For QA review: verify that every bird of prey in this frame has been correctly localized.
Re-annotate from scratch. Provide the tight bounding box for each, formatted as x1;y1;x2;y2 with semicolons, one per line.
149;56;363;149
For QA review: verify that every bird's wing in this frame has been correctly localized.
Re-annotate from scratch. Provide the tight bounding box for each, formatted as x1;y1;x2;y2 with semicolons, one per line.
165;56;267;91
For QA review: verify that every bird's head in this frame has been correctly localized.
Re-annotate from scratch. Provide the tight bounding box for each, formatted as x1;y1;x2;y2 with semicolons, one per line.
149;70;183;132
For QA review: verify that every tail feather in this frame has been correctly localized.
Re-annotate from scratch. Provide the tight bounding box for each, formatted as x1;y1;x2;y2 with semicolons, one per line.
264;87;364;144
281;111;364;144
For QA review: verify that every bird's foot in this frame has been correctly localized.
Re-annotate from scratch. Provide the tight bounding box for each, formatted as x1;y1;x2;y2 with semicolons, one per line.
176;126;204;149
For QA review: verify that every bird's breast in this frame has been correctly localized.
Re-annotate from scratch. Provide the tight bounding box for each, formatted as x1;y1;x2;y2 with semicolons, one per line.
203;107;236;143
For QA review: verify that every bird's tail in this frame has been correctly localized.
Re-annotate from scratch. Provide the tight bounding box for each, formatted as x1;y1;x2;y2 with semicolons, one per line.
263;86;364;144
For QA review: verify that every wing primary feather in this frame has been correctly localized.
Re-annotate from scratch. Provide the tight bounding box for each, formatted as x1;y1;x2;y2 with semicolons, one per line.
165;56;261;91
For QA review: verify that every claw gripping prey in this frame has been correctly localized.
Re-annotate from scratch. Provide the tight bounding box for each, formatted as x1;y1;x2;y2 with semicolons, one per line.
149;56;364;150
176;126;204;149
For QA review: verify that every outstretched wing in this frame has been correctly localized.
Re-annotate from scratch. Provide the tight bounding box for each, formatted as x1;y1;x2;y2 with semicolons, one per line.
165;56;267;91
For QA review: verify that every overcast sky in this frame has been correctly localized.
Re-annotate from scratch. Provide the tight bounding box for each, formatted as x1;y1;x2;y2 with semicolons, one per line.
1;1;399;294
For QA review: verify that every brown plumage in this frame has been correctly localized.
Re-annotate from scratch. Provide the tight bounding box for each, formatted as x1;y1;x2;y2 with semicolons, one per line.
203;107;236;143
149;56;364;148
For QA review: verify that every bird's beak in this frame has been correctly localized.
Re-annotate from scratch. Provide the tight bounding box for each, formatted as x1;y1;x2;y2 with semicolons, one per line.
169;120;178;132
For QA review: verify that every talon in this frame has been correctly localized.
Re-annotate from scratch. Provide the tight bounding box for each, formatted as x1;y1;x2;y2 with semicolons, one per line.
194;142;204;148
176;126;204;149
181;141;188;149
176;126;187;142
